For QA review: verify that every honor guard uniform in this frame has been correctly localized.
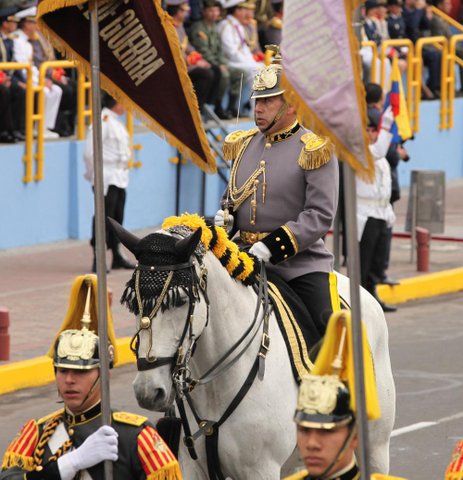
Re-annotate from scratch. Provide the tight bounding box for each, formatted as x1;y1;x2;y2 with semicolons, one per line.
285;374;406;480
0;275;182;480
216;46;340;339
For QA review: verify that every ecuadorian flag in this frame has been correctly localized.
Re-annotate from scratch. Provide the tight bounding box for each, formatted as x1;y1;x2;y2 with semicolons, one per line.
383;54;412;143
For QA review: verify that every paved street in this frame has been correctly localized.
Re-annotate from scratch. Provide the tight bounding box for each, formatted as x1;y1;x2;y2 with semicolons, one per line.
1;293;462;479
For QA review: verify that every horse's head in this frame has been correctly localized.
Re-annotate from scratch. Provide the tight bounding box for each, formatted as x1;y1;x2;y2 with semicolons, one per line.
109;218;210;411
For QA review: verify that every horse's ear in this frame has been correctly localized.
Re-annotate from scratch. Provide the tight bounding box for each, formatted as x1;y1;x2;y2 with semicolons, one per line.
107;217;140;255
175;228;202;262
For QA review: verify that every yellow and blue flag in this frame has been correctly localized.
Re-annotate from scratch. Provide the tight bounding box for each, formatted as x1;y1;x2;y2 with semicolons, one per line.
383;54;412;143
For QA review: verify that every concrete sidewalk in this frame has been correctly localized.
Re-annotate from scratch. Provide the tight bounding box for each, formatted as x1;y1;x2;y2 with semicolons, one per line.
0;179;462;394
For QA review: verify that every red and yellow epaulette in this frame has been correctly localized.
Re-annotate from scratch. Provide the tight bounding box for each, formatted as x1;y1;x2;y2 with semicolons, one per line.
445;439;463;479
298;132;334;170
1;419;38;471
137;425;182;479
223;128;259;161
112;411;147;427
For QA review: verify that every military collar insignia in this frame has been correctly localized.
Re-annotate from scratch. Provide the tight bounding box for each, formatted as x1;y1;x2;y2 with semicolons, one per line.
65;402;101;426
266;121;300;143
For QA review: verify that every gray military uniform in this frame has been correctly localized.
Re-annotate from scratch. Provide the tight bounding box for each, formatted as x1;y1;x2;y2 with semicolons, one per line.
224;123;338;282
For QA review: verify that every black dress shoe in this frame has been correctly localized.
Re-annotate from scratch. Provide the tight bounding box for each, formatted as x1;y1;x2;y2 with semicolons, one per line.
0;132;16;143
214;107;232;120
380;276;400;286
13;131;25;141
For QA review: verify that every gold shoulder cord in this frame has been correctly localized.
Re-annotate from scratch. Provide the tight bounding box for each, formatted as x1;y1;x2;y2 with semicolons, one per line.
33;414;73;471
228;136;267;225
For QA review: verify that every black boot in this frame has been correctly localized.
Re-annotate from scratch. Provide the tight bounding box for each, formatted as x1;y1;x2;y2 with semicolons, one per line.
371;290;397;313
112;246;136;270
214;102;232;120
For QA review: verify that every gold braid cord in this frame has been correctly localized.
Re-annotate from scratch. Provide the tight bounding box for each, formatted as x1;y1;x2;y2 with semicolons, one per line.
33;413;71;469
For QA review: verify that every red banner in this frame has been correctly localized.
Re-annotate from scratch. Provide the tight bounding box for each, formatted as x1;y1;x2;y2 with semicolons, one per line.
37;0;216;173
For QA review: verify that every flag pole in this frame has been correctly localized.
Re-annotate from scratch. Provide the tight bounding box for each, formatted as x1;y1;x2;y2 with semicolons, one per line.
89;1;113;478
343;6;371;479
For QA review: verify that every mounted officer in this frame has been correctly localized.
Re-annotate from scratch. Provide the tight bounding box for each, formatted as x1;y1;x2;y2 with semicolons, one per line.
215;46;340;339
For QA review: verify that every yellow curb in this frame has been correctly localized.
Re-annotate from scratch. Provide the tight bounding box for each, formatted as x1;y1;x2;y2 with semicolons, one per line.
377;268;463;305
0;337;134;396
2;269;463;396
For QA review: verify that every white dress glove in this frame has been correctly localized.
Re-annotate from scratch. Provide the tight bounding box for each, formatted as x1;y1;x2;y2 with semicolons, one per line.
58;426;118;480
381;106;394;131
214;209;234;233
249;241;272;263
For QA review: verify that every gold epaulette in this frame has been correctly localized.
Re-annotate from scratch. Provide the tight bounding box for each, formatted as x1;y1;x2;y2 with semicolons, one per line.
112;411;148;427
223;128;259;161
38;409;64;425
298;132;334;170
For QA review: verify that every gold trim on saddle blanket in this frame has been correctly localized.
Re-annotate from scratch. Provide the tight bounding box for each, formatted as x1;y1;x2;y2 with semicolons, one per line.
240;231;270;245
267;282;313;379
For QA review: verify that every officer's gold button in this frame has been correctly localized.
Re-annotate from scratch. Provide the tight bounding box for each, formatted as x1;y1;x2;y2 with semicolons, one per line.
281;246;285;251
68;428;74;436
276;237;281;241
265;142;271;149
284;254;288;259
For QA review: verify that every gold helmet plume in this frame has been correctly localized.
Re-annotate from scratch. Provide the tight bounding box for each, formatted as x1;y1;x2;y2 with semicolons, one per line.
49;275;118;369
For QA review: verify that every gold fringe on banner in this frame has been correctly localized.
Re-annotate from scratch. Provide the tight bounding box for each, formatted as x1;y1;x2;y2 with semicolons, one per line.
281;0;375;183
37;0;217;174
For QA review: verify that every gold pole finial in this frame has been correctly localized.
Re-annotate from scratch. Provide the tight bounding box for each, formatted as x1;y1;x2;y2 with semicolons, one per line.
331;320;347;375
80;277;93;331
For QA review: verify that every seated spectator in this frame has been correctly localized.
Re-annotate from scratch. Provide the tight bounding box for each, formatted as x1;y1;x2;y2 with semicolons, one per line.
431;0;463;94
402;0;442;98
242;4;264;60
364;0;383;46
190;0;245;118
165;0;215;115
254;0;275;50
266;0;283;46
218;0;263;107
361;1;392;84
376;0;391;39
0;7;25;142
388;0;407;40
13;7;63;139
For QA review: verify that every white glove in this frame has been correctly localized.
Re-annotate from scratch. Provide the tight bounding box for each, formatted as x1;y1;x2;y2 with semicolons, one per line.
249;241;272;263
58;426;118;480
214;209;234;233
381;106;394;131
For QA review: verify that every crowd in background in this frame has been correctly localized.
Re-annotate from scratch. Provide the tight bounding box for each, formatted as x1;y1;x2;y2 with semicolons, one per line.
1;0;463;143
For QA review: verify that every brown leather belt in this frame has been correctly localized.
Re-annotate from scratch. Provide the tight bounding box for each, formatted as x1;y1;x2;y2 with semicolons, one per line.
240;231;270;245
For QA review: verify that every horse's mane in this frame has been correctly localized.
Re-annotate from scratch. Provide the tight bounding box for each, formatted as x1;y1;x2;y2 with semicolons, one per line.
162;214;259;286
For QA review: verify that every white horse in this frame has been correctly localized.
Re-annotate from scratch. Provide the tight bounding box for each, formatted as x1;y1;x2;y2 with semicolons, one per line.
110;217;395;479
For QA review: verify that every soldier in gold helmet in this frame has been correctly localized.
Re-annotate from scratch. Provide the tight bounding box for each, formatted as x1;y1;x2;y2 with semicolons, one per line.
215;46;340;341
0;275;182;480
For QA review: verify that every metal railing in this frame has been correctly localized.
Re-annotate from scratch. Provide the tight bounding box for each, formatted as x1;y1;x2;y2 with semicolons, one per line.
0;62;34;183
413;36;448;132
447;34;463;129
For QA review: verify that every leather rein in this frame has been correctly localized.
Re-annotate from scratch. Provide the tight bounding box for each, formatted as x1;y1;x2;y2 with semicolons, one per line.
130;254;272;480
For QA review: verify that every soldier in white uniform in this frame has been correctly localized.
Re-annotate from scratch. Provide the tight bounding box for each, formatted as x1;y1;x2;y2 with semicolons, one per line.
215;48;340;340
84;93;135;272
13;7;62;139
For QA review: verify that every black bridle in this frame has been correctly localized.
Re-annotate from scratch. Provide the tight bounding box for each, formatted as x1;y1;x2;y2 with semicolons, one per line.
130;252;272;480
